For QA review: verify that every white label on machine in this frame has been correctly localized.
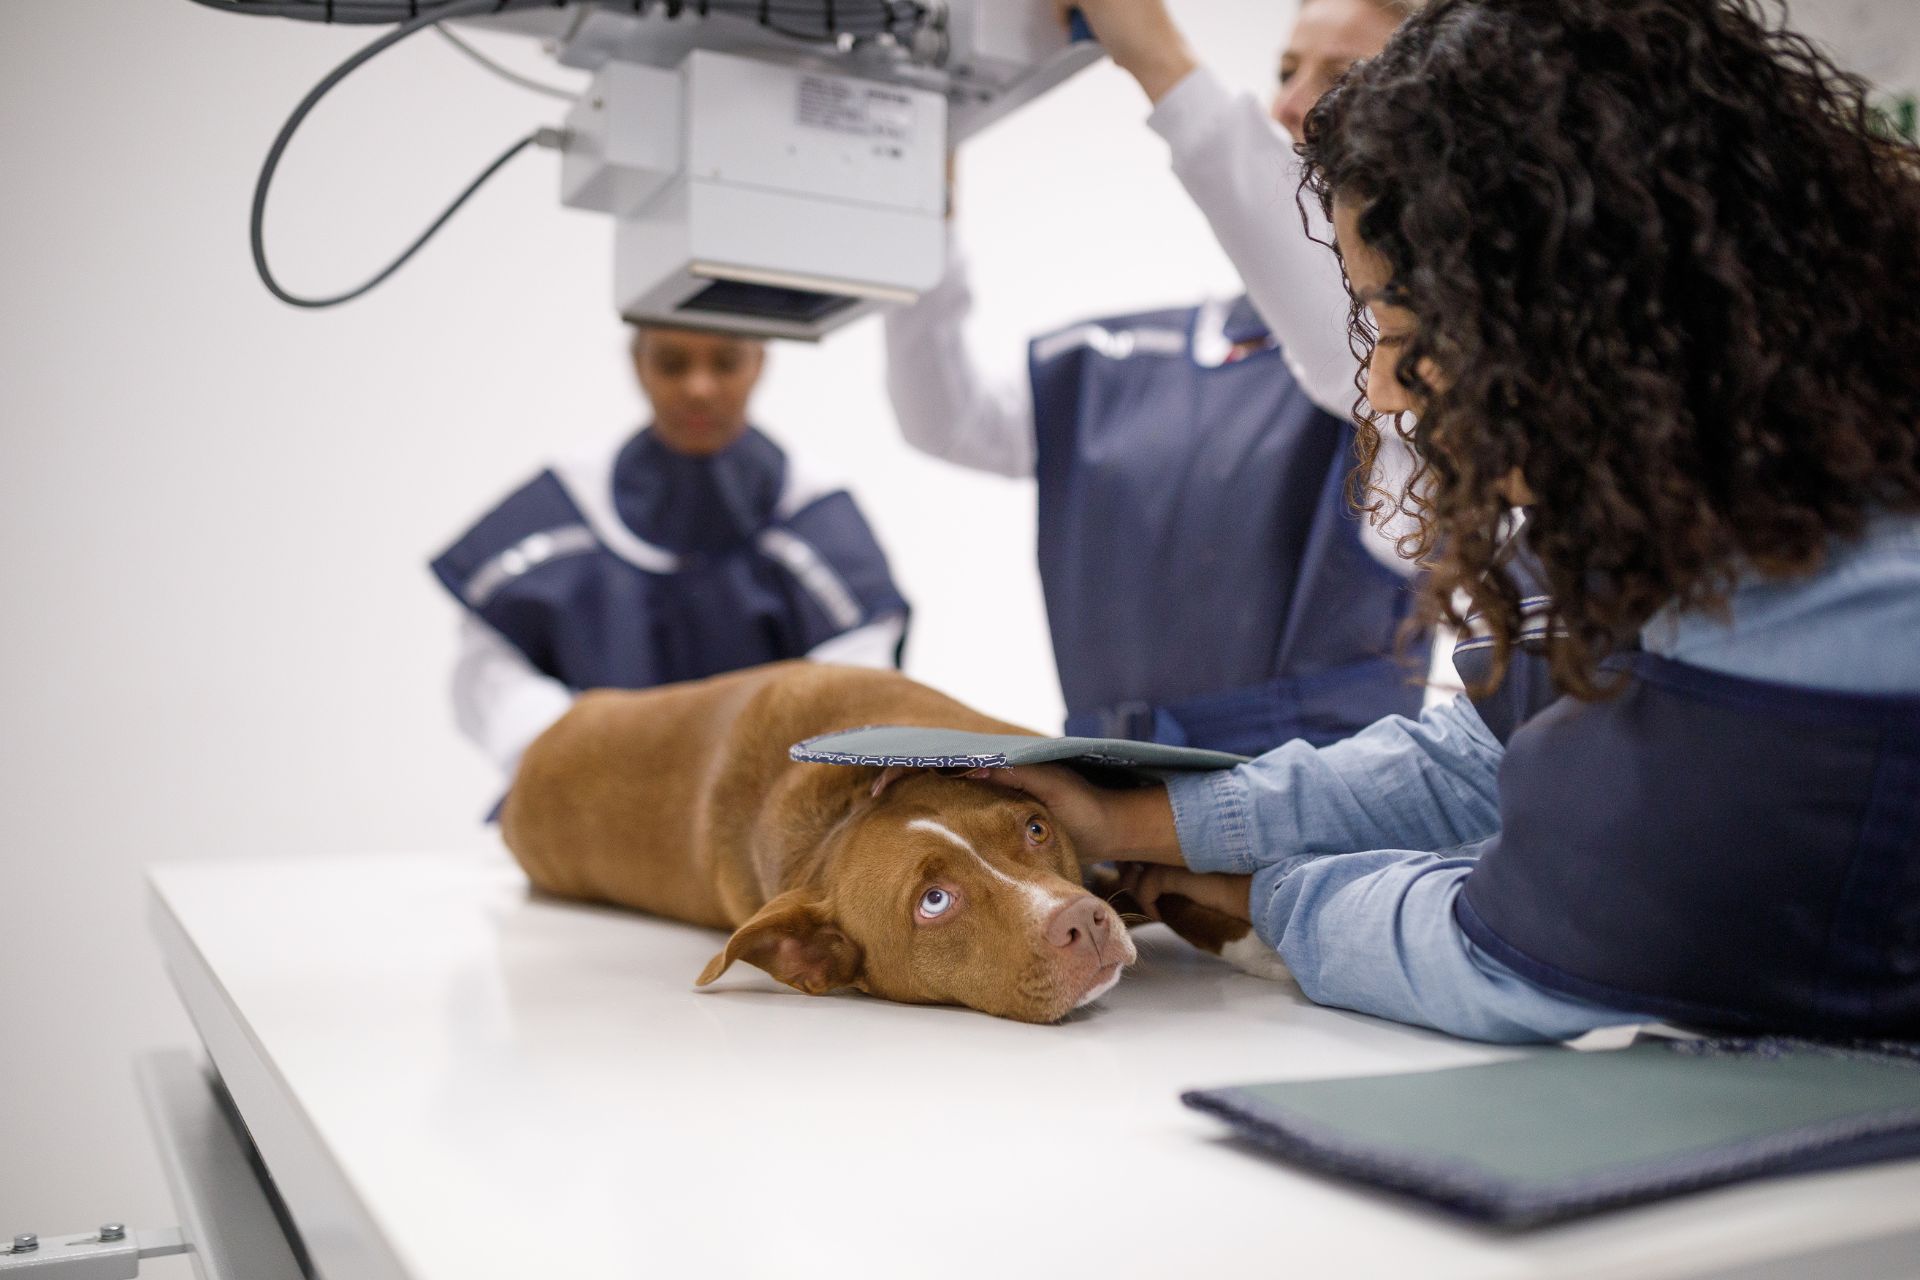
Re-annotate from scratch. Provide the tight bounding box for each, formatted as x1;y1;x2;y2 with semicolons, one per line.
685;50;945;215
797;76;918;146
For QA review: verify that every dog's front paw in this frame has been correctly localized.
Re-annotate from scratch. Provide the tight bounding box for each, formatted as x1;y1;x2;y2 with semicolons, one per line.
1213;928;1293;983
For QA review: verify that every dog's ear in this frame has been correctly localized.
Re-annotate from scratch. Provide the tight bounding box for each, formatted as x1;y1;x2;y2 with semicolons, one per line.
869;765;911;799
696;890;863;996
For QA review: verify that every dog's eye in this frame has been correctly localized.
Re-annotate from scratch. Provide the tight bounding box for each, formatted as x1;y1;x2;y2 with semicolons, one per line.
917;886;955;920
1025;817;1052;844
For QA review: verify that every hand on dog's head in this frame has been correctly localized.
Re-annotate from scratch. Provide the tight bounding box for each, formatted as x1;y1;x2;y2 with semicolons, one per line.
697;771;1135;1022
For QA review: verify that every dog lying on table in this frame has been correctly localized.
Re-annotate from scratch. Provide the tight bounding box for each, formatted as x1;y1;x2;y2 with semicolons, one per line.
502;662;1281;1020
503;661;1147;1023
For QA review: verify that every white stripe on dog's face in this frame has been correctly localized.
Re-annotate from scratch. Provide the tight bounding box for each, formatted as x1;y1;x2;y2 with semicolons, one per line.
906;818;1062;921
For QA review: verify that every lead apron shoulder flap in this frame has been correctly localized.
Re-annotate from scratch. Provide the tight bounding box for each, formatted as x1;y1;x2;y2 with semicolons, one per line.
430;432;908;692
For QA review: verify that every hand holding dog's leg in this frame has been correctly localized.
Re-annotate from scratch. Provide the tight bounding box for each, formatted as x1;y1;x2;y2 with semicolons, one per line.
1119;863;1254;926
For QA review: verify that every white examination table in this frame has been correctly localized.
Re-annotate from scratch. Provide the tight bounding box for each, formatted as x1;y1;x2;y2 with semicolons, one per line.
133;850;1920;1279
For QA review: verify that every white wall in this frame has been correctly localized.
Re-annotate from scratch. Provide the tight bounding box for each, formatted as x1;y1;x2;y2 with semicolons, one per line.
0;0;1294;1257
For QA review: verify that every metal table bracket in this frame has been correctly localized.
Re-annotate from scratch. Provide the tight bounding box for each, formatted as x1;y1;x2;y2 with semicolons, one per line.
0;1227;187;1279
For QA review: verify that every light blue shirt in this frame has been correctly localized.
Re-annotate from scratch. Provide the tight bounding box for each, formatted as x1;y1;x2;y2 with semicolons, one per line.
1167;514;1920;1043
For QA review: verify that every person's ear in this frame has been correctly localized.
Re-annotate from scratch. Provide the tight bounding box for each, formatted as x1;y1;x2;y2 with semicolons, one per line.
696;890;862;995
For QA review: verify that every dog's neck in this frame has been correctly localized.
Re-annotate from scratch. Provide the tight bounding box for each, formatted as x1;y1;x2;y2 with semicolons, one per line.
749;770;873;900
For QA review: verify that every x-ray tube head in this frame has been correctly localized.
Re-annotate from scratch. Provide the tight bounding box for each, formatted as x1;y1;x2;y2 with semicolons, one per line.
535;2;1100;339
564;50;948;340
191;0;1102;333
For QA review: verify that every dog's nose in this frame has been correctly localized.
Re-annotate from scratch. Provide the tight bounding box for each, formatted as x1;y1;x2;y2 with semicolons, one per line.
1045;896;1114;957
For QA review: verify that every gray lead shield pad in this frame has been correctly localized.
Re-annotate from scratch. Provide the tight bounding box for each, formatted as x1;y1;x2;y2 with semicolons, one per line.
788;726;1248;779
1183;1037;1920;1228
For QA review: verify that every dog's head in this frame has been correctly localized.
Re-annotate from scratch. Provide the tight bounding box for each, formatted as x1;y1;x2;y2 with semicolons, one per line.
696;770;1136;1022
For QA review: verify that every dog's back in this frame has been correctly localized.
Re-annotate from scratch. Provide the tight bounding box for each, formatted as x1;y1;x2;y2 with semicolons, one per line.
500;662;1032;930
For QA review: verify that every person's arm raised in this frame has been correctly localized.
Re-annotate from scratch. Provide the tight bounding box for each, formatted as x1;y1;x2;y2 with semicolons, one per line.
1053;0;1198;104
1062;0;1369;422
882;223;1037;480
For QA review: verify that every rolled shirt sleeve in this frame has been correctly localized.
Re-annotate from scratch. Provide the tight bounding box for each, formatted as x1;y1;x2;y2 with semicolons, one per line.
1252;847;1649;1043
1165;696;1642;1043
1168;695;1506;876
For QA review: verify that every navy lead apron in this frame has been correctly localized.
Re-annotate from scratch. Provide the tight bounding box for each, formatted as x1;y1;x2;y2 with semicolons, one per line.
430;427;908;692
1449;550;1920;1039
1030;296;1427;756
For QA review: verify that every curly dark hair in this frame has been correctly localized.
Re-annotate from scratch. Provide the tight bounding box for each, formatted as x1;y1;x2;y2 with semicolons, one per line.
1299;0;1920;698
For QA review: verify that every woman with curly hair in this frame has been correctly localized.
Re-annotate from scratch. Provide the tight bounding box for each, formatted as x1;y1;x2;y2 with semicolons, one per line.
980;0;1920;1042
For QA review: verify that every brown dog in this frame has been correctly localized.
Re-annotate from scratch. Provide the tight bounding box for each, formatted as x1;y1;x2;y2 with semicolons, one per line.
499;662;1139;1023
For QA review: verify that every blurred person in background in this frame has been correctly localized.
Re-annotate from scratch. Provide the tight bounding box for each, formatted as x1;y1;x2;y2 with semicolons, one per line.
433;326;908;778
